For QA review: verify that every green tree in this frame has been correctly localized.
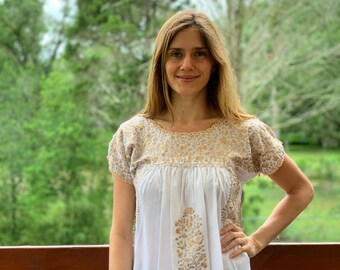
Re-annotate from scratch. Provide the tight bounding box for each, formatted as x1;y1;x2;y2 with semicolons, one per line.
22;61;111;244
0;0;45;244
65;0;192;130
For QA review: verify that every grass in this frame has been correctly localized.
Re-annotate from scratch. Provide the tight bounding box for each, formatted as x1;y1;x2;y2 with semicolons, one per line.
242;148;340;242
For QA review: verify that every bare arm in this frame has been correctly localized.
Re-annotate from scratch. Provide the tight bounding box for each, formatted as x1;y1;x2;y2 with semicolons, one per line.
109;173;135;270
221;154;314;257
249;154;314;253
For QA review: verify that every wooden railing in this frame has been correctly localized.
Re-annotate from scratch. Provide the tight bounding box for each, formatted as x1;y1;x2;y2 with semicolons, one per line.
0;243;339;270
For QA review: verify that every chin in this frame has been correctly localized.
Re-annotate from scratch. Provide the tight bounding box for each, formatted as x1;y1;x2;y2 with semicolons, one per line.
173;89;206;97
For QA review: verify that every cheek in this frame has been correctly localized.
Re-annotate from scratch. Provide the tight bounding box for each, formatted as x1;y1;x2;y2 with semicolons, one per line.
164;64;174;88
205;65;213;77
165;62;175;77
164;66;171;83
206;62;213;72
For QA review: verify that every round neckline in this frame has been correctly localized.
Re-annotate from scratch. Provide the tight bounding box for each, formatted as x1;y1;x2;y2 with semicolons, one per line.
145;117;225;136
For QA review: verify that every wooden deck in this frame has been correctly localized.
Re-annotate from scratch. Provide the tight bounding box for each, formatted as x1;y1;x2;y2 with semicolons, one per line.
0;243;339;269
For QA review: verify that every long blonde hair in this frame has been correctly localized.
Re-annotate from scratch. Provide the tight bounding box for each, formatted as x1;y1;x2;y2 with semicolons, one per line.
142;9;252;123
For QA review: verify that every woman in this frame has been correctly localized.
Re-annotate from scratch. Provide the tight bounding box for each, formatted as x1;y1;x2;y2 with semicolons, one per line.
107;10;314;270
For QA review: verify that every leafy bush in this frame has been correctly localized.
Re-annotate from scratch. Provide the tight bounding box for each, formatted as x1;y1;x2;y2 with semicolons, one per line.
290;151;340;181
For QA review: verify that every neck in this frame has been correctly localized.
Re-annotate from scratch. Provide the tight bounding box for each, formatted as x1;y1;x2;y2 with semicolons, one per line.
163;91;217;123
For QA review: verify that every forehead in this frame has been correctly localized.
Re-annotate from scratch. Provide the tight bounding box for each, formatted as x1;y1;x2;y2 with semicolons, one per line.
169;28;207;49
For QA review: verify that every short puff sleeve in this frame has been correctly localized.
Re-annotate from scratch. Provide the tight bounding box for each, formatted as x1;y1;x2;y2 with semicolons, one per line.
107;127;134;185
248;119;285;175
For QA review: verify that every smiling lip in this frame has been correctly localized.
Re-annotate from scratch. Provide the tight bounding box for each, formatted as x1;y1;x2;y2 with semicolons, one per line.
176;75;199;82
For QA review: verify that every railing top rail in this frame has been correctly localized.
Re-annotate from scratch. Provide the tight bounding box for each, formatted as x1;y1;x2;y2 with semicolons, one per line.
1;242;339;248
0;243;339;270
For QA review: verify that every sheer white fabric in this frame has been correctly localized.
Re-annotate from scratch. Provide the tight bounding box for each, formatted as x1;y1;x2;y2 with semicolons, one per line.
107;116;284;270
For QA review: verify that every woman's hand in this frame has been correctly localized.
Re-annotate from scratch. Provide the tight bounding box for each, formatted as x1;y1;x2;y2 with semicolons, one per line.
220;223;262;258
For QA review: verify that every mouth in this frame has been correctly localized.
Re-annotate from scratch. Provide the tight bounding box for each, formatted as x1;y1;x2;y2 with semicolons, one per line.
176;75;199;82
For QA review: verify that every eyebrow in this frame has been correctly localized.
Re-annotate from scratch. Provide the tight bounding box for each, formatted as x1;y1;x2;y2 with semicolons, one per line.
168;47;209;50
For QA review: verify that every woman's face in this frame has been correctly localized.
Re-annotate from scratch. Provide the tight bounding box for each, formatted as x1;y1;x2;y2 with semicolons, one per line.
165;28;214;98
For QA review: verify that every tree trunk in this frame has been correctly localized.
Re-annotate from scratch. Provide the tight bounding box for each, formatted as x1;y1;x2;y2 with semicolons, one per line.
10;174;18;242
226;0;245;99
270;85;280;137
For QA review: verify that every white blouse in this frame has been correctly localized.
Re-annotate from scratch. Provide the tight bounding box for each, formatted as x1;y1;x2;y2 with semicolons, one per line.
107;116;284;270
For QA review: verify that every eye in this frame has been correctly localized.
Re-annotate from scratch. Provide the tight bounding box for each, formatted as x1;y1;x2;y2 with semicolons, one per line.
169;50;183;58
193;49;210;59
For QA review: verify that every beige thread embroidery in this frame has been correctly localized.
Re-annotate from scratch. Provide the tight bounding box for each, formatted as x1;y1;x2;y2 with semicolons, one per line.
107;116;285;227
175;208;208;270
221;205;232;227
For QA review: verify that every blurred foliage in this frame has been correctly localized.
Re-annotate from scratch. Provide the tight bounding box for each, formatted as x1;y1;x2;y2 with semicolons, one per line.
0;0;339;245
209;0;340;147
243;159;340;242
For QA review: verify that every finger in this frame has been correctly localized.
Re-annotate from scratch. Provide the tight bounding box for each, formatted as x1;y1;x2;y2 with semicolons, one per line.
220;232;244;247
230;245;248;258
220;224;242;235
222;237;247;253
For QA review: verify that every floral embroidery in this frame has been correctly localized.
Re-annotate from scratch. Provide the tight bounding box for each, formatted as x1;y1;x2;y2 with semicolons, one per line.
224;174;243;227
221;205;232;227
107;115;285;227
175;208;208;270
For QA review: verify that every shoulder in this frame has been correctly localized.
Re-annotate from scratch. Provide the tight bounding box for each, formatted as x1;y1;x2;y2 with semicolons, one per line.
108;115;148;157
238;117;265;128
115;115;152;141
224;117;268;133
119;114;148;133
223;117;280;147
112;115;152;150
236;117;275;136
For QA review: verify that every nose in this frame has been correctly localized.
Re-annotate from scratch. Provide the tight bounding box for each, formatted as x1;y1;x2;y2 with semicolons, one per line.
180;55;195;70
